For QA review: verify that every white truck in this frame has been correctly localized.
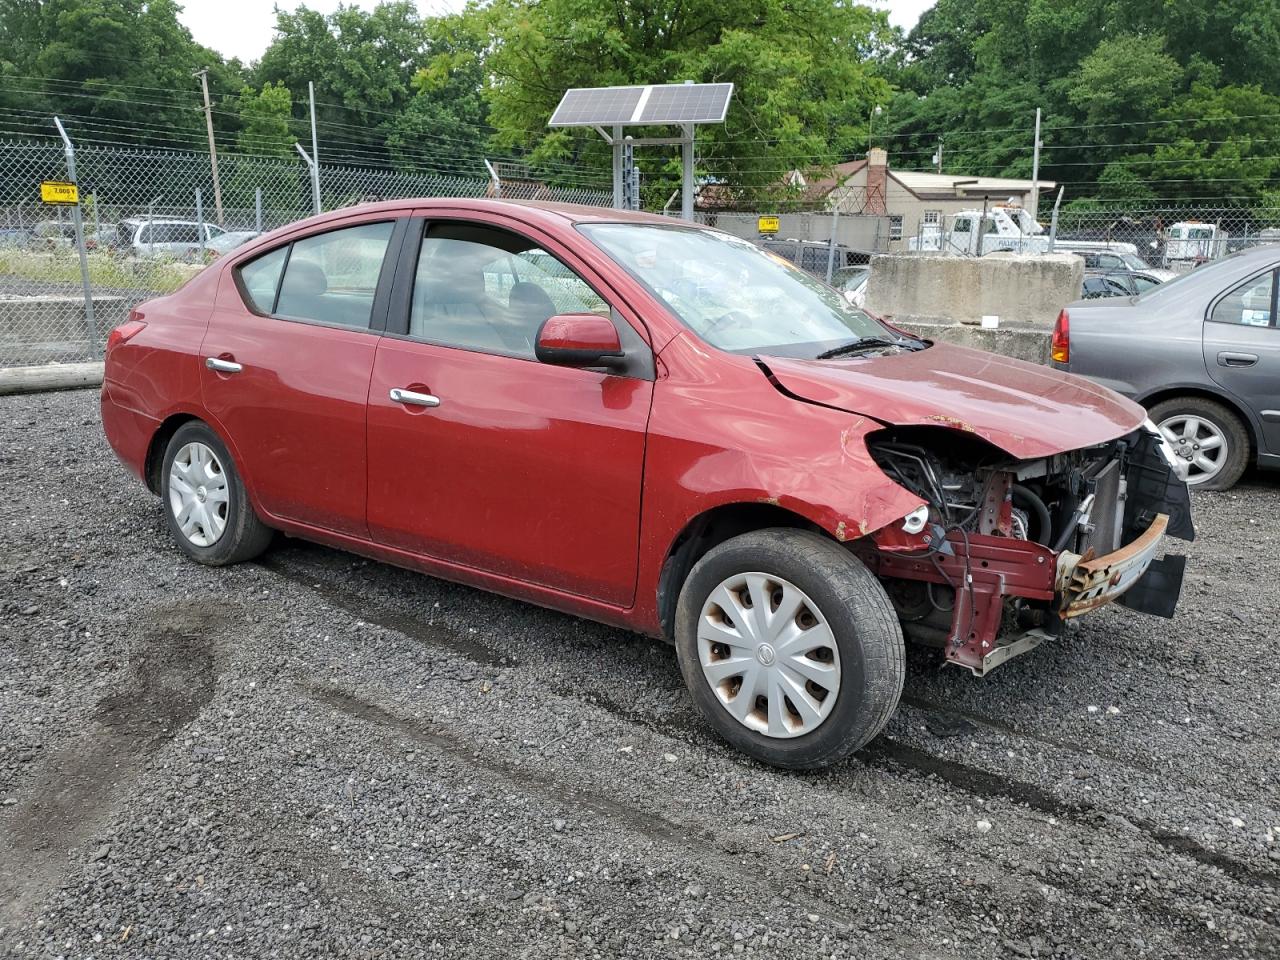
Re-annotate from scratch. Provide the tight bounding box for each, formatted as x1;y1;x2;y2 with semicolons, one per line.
1163;221;1229;264
909;205;1138;258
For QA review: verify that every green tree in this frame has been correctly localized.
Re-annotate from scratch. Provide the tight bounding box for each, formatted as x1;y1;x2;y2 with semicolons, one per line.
479;0;895;204
236;81;294;157
1066;35;1180;125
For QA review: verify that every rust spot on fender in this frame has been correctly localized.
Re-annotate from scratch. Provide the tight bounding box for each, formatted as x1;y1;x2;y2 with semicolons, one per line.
924;414;975;432
758;496;781;506
835;521;848;541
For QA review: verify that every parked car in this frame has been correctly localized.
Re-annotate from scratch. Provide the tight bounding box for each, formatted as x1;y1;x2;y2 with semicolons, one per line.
204;229;261;259
1052;244;1280;489
115;218;233;260
1080;269;1165;299
762;237;867;276
1075;250;1175;282
29;219;116;251
830;265;870;306
0;227;31;247
101;199;1193;769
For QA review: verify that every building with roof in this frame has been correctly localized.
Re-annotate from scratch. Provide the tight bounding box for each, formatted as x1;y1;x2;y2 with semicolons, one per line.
778;147;1057;247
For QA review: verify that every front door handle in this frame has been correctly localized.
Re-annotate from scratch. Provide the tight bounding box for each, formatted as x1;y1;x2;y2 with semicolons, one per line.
205;356;243;373
1217;351;1259;367
389;387;441;408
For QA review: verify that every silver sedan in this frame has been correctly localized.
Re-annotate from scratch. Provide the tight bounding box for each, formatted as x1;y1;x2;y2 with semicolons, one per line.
1052;245;1279;490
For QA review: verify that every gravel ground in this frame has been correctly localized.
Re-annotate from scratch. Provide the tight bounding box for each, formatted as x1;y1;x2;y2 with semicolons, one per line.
1;387;1277;959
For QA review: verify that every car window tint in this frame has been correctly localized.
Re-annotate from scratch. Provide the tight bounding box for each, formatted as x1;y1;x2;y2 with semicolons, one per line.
275;221;394;329
410;222;609;358
237;246;289;313
171;224;201;244
1211;271;1275;327
1132;274;1160;292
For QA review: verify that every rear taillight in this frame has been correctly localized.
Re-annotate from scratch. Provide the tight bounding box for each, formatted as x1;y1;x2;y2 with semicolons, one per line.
1051;309;1069;363
106;316;147;354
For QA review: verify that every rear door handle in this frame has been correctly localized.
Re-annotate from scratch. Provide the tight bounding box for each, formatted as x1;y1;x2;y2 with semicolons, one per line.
389;387;441;408
1217;351;1259;367
205;356;243;373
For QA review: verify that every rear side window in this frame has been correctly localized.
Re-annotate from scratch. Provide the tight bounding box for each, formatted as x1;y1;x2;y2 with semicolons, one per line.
1210;270;1276;327
275;221;394;329
238;246;288;313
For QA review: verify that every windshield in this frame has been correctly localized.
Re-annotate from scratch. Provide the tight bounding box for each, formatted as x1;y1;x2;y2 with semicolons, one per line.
580;223;892;356
1121;253;1151;270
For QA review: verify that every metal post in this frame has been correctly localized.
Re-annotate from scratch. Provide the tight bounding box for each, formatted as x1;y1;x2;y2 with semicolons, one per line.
52;117;99;355
91;190;100;245
1047;186;1065;253
254;187;263;232
622;137;635;210
484;158;501;198
194;68;225;225
295;143;321;216
680;123;694;222
195;187;204;258
308;82;322;214
825;205;841;283
147;196;159;258
1030;107;1042;223
611;125;623;209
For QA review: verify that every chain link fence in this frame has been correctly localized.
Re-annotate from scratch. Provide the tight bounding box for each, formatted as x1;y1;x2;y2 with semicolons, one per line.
0;138;609;368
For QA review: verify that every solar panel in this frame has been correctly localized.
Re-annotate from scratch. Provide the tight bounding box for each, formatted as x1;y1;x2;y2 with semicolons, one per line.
639;83;733;124
549;83;734;127
549;86;646;126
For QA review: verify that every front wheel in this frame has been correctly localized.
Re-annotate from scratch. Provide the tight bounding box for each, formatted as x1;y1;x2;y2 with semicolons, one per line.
674;529;904;770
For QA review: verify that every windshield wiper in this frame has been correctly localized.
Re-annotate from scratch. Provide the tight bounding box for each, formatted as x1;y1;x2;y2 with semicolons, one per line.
816;336;920;360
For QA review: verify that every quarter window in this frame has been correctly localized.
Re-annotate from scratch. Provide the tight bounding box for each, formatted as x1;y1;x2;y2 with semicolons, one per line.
409;222;609;358
1210;270;1276;327
237;246;289;314
275;221;394;329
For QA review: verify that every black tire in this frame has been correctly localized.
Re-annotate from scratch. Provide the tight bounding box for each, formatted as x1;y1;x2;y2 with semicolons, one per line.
674;528;904;770
159;421;273;565
1149;396;1250;491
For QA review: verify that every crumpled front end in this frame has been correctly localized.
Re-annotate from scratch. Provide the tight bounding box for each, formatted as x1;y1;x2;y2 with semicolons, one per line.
857;422;1194;675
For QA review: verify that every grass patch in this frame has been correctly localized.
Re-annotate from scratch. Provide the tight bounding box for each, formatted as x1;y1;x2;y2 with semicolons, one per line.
0;249;203;294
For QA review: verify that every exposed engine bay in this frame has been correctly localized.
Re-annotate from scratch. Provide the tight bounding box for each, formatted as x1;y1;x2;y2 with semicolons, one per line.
858;424;1194;675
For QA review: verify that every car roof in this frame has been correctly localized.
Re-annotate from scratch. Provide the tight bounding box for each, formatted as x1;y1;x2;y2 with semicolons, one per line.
292;197;700;232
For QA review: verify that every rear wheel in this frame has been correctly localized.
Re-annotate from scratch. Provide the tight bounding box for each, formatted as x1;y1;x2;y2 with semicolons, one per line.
160;421;272;565
674;529;904;770
1150;396;1249;491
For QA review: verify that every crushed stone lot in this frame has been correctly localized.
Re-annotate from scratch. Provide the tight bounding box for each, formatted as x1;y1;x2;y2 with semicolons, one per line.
1;387;1278;959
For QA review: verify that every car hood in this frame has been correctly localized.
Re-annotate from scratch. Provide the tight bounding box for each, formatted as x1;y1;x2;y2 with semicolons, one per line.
763;342;1146;459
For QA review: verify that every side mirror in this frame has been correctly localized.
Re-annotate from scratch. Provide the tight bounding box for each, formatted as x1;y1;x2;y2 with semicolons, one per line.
534;313;624;369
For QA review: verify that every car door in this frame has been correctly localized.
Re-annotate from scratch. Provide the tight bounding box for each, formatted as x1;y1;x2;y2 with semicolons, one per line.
200;215;407;538
1203;266;1280;454
365;215;654;606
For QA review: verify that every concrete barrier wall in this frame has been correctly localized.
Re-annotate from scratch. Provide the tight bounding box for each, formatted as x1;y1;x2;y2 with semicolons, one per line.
865;252;1083;327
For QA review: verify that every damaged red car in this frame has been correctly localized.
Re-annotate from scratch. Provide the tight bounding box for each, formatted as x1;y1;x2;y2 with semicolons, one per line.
101;200;1194;769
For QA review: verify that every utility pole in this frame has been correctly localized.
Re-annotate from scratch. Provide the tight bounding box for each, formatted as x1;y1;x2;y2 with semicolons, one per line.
194;68;224;225
933;139;943;174
1030;107;1043;222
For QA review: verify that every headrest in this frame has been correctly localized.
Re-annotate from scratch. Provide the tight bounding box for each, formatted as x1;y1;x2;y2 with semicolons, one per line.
509;281;556;320
281;259;327;296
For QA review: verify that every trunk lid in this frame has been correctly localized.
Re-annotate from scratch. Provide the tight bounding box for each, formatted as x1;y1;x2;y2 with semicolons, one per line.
763;342;1145;459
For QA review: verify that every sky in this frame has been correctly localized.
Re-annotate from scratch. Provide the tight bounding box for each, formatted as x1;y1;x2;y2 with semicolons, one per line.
179;0;935;64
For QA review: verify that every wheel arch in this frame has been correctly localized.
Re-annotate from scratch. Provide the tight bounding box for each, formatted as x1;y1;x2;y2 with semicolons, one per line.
654;501;834;642
144;412;201;494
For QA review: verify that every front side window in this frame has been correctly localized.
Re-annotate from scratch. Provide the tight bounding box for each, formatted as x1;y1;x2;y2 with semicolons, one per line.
275;221;394;329
410;222;609;358
1210;270;1276;327
953;218;971;234
581;222;893;357
1132;274;1160;293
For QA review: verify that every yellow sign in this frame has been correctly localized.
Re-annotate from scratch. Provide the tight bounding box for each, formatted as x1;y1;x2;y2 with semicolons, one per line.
40;180;79;205
757;215;780;234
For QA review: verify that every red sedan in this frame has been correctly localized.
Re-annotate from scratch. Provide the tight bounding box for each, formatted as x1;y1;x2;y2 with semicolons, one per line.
101;200;1193;768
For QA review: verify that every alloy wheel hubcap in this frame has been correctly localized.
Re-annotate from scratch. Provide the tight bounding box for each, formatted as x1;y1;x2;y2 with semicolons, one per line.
1158;415;1227;485
697;573;841;738
168;441;229;546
